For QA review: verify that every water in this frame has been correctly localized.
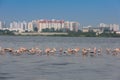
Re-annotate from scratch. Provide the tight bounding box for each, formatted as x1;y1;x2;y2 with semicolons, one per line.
0;36;120;80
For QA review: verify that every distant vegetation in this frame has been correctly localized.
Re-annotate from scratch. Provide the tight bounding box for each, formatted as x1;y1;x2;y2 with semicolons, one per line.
67;31;96;37
42;28;65;32
67;31;120;37
98;32;120;37
0;30;14;35
0;29;120;37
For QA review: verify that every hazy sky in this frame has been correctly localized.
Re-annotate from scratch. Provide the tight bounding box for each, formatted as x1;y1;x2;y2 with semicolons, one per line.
0;0;120;26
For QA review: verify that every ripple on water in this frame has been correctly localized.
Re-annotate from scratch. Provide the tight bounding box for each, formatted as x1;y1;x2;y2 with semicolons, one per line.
31;60;46;63
0;77;15;80
51;62;73;66
0;73;15;80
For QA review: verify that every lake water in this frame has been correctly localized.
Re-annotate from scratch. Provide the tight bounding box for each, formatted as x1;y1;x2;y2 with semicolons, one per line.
0;36;120;80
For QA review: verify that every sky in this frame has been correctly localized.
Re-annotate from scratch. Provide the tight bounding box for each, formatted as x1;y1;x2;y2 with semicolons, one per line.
0;0;120;26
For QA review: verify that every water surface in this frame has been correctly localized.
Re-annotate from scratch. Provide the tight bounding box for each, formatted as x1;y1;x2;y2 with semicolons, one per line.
0;36;120;80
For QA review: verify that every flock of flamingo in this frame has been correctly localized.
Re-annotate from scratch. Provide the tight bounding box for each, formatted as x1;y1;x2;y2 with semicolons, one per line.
0;46;120;56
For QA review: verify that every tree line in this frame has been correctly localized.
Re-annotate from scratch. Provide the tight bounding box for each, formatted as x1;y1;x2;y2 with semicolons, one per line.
0;29;120;37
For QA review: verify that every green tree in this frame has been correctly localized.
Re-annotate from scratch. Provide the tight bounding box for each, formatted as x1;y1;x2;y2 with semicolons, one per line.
33;27;38;32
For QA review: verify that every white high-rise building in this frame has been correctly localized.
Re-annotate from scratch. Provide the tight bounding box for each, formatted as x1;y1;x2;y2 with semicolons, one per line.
0;21;6;30
28;22;33;31
10;21;19;31
99;23;119;32
64;21;70;31
9;21;28;32
38;19;64;32
64;21;79;32
0;21;2;29
8;19;80;32
99;23;109;27
110;24;119;32
71;22;79;32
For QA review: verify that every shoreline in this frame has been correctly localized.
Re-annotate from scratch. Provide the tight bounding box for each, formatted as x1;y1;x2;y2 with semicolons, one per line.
0;31;120;37
14;32;68;36
0;35;120;38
